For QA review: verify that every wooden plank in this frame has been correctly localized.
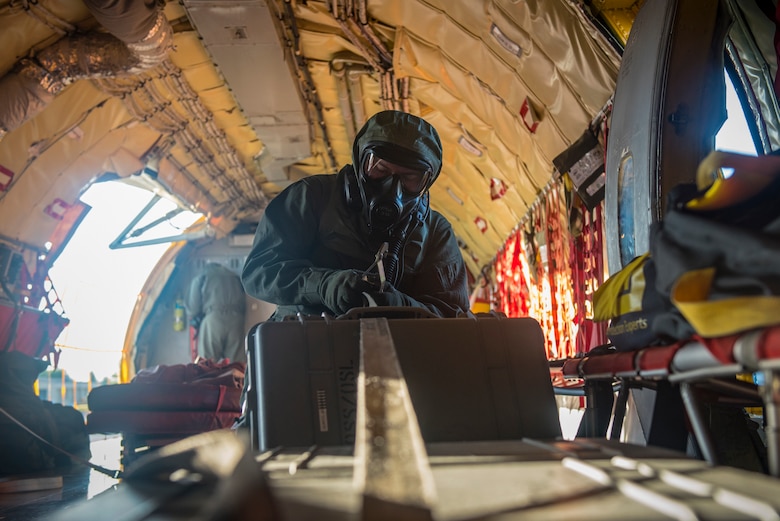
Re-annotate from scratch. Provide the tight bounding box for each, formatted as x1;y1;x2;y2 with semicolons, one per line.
355;318;436;521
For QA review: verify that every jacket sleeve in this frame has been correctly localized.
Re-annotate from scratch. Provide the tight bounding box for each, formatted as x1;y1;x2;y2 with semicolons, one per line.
388;215;471;318
241;178;333;307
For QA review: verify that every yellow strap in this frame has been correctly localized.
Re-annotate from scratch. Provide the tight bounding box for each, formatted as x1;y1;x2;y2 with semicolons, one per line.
672;268;780;336
690;150;780;210
593;253;649;321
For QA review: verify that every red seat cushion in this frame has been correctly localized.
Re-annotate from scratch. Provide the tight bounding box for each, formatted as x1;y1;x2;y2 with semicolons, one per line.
85;410;239;435
88;383;242;412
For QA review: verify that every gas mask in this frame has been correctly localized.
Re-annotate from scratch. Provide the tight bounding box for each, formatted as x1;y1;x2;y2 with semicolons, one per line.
358;148;433;239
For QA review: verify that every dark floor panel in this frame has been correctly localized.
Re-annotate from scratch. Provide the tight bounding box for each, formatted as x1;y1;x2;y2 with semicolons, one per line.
0;435;121;521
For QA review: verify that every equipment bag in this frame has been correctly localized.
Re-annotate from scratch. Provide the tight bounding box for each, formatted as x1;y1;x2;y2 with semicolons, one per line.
651;150;780;337
593;253;690;351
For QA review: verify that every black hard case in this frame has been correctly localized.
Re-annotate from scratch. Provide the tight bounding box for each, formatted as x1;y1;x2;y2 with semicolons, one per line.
246;312;561;451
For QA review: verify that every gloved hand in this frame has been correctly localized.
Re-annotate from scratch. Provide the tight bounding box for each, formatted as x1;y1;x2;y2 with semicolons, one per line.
365;285;408;307
190;314;204;329
318;269;380;315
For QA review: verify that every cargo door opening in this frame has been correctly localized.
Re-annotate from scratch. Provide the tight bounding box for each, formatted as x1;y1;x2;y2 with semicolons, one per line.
41;180;201;410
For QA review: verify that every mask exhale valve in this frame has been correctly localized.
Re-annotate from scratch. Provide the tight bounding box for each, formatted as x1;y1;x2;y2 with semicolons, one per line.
367;176;404;237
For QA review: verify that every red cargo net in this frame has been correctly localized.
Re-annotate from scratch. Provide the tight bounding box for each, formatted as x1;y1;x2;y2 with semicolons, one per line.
493;181;606;359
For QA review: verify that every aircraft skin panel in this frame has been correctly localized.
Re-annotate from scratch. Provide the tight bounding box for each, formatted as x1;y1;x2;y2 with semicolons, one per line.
0;85;152;248
197;36;305;118
410;75;549;205
182;0;314;185
374;0;618;122
0;0;624;277
418;78;551;202
391;24;578;161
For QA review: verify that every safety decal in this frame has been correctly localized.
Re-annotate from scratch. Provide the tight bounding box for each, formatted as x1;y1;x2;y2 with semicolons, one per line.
44;198;71;220
0;164;14;191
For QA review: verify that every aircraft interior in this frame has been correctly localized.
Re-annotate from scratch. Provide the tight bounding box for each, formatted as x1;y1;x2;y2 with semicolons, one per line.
3;0;780;519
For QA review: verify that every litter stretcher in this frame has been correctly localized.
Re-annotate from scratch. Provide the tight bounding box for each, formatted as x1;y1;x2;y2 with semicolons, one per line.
557;326;780;475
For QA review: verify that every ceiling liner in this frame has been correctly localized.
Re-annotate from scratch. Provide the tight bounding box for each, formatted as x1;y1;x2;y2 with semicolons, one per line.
0;0;626;279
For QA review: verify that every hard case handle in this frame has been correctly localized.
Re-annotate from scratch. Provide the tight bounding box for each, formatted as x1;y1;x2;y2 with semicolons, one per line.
336;306;440;320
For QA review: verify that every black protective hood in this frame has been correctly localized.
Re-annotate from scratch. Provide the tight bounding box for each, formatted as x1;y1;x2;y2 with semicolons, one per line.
351;110;443;184
349;110;443;240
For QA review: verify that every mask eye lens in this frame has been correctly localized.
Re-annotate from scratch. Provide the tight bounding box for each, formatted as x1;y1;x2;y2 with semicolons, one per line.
398;172;428;194
363;153;430;195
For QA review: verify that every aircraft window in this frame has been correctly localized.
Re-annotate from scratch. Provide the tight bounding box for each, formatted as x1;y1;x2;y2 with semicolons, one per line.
716;70;758;159
617;154;635;267
722;0;780;155
108;178;204;249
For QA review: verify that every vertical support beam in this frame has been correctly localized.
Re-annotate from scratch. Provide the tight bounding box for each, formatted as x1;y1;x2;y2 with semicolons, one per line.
647;380;689;453
761;370;780;477
608;381;630;440
679;382;718;464
578;380;615;438
245;324;261;452
355;318;436;521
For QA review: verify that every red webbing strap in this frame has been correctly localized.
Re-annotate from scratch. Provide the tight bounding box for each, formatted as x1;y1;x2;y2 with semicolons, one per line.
693;334;740;364
581;351;637;379
757;326;780;360
562;357;584;378
635;343;684;375
212;385;227;429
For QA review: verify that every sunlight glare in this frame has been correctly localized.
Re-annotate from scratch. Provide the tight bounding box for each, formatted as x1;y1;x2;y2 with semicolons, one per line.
49;181;201;382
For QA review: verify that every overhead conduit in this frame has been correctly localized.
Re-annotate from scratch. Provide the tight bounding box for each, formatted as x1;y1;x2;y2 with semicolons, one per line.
0;0;172;140
331;55;373;144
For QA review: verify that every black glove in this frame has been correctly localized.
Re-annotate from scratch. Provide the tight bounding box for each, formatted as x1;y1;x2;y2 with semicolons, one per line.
365;285;408;307
190;314;204;329
318;269;378;315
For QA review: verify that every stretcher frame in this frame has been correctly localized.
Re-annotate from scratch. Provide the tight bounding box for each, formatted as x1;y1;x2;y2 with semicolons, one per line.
557;327;780;475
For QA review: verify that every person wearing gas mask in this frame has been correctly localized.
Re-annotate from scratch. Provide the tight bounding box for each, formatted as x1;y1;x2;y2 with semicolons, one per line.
241;110;470;320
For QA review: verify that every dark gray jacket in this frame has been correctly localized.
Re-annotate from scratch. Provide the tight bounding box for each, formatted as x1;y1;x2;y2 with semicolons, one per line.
241;170;469;320
242;110;470;319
